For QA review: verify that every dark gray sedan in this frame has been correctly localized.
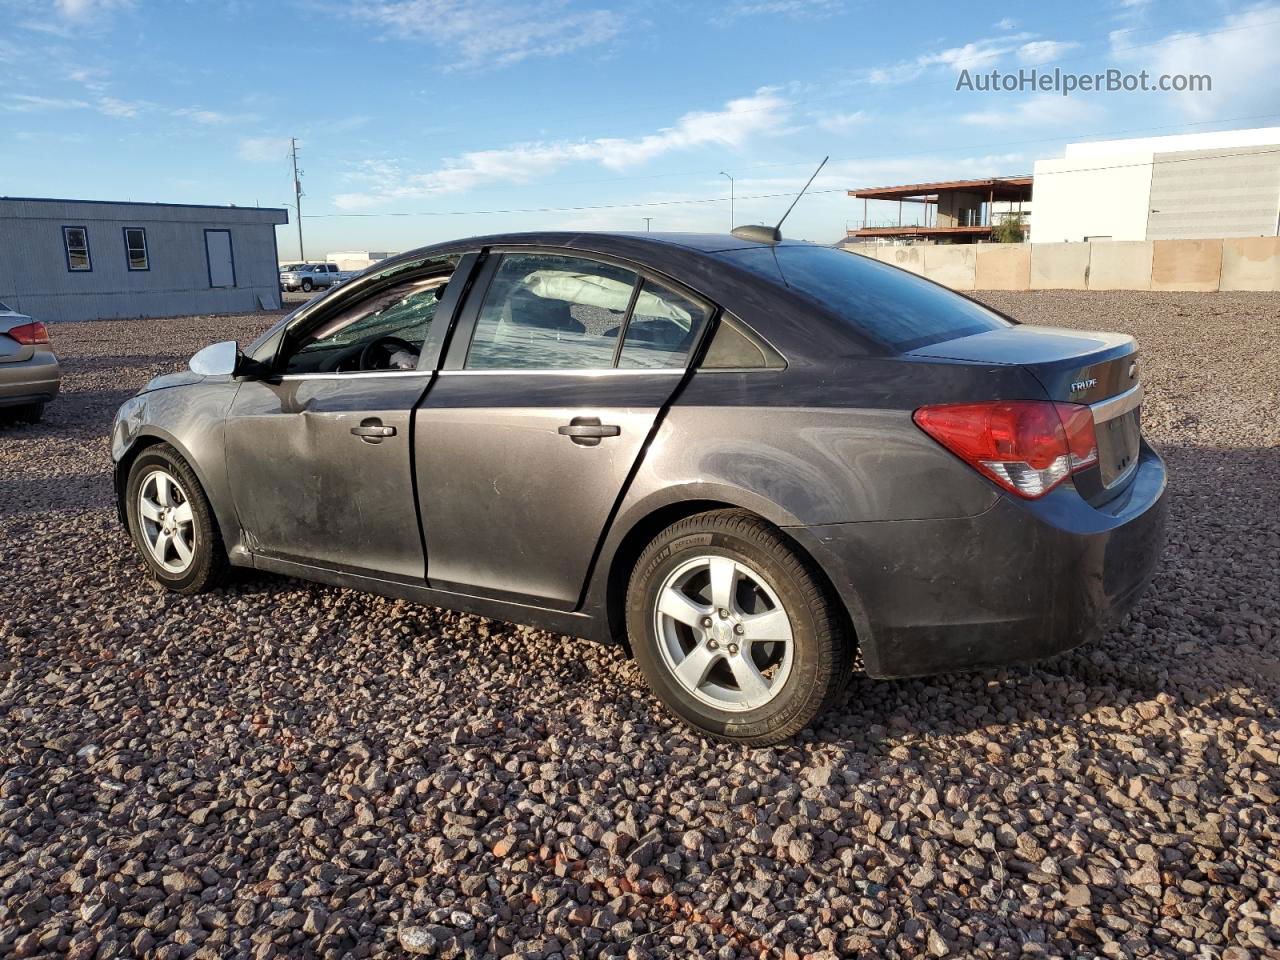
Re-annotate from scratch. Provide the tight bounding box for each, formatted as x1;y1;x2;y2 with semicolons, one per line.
1;304;60;422
111;232;1167;743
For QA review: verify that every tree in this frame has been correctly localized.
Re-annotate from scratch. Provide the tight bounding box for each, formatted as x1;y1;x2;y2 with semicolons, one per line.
992;212;1027;243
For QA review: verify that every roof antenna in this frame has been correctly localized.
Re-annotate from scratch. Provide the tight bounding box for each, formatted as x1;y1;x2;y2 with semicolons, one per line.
732;155;828;244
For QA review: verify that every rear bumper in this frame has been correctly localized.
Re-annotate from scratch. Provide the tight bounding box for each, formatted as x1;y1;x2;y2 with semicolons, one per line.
0;352;61;406
789;440;1168;678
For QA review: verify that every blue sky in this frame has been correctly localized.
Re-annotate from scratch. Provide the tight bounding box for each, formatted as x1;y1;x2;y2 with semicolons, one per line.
3;0;1279;256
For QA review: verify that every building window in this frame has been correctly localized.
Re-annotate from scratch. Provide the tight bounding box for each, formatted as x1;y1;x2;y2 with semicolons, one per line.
123;227;149;271
63;226;91;272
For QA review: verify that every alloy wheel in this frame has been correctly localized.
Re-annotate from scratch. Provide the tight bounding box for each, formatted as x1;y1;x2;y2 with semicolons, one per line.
137;469;196;574
653;554;794;712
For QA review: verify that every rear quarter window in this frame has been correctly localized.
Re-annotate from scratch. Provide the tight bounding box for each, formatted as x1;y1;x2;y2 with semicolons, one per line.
721;245;1011;352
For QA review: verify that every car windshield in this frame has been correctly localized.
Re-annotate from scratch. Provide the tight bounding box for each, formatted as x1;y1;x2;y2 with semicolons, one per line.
720;244;1012;352
0;301;10;312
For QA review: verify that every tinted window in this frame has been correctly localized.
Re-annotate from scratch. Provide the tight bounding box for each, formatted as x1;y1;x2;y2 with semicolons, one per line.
467;253;638;370
701;314;786;370
722;245;1011;351
617;279;708;369
0;302;10;312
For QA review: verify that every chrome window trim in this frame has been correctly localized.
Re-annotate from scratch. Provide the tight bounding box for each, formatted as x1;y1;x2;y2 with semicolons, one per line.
272;367;684;381
1090;383;1143;423
437;367;683;377
274;370;433;381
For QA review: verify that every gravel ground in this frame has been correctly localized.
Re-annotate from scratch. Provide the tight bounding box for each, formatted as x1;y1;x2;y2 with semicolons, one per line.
1;291;1278;960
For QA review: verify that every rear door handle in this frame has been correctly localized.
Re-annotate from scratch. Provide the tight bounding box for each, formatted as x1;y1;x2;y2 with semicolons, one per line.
351;419;396;443
558;416;620;446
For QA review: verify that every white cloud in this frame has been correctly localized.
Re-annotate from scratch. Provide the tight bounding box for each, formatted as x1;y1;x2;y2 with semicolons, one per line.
4;93;91;111
97;95;144;117
995;17;1017;31
864;32;1035;85
334;88;792;209
6;0;132;34
239;137;294;163
351;0;623;70
717;0;842;19
54;0;131;17
959;92;1099;129
1112;4;1280;120
814;109;867;133
1017;40;1080;64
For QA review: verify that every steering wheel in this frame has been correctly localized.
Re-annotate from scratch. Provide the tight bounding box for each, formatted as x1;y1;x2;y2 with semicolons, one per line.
358;335;419;371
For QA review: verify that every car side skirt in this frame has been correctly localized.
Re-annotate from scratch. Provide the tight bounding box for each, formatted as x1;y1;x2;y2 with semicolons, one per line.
246;553;602;642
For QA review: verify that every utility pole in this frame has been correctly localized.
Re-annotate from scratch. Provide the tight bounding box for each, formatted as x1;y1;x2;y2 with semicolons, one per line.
720;171;735;230
290;138;304;260
643;217;653;232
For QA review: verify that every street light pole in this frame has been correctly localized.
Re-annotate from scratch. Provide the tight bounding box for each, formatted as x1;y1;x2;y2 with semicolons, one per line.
643;217;653;232
719;171;735;231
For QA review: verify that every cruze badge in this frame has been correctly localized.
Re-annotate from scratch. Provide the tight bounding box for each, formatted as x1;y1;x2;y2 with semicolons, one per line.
1070;378;1098;393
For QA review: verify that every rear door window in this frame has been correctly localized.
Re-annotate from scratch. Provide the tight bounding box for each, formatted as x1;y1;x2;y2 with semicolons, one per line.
617;279;709;369
465;253;638;370
721;245;1011;352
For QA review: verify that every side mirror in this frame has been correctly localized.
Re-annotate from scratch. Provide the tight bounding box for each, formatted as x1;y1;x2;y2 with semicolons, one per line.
190;340;244;377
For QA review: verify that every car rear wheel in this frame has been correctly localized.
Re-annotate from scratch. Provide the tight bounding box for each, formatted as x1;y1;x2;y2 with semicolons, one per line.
627;509;851;745
125;444;227;594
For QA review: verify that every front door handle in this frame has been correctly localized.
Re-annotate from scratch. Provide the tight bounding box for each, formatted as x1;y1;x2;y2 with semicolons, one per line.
351;419;396;443
558;416;620;446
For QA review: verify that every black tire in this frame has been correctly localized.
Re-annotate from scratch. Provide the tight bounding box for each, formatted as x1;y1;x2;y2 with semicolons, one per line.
301;279;313;292
125;443;228;594
626;509;852;745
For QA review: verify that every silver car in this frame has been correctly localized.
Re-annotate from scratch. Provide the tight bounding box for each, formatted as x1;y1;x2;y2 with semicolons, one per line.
0;303;60;423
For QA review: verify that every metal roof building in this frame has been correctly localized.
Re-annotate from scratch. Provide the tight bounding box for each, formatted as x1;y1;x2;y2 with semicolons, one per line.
1031;127;1280;243
0;197;289;324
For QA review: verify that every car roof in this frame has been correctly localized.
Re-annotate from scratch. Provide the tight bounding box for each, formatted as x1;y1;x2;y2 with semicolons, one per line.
387;230;816;264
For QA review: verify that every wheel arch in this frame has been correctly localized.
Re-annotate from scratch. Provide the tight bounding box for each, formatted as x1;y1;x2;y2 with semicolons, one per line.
593;492;860;661
115;430;238;550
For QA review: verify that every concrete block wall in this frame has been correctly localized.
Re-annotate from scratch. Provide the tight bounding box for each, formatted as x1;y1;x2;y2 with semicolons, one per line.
1087;241;1153;290
1030;243;1090;290
846;237;1280;292
1220;237;1280;290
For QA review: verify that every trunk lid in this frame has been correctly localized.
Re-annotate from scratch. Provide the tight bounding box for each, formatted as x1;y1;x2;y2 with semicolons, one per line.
908;326;1143;499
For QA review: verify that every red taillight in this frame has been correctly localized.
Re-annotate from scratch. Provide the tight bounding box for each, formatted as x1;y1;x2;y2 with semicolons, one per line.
913;400;1098;499
6;321;49;345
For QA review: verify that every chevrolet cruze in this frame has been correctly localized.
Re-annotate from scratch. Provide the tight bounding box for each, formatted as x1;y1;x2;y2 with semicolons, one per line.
111;232;1167;744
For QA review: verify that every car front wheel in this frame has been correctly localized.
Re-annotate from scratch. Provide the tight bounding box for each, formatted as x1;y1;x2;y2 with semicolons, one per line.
125;444;227;594
627;509;851;745
301;279;313;292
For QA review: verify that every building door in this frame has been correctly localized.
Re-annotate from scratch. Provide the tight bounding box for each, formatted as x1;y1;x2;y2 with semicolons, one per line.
205;229;235;288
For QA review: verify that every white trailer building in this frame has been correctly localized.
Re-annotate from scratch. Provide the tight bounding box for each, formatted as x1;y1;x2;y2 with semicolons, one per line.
1031;127;1280;243
0;197;289;323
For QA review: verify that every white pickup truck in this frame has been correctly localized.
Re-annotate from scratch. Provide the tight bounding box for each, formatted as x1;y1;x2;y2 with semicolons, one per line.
279;262;354;293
